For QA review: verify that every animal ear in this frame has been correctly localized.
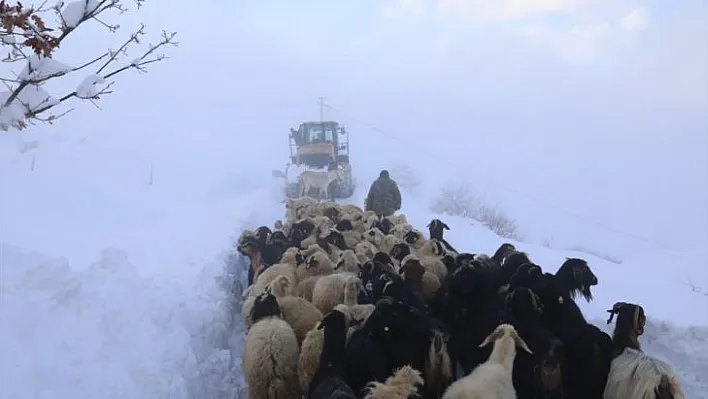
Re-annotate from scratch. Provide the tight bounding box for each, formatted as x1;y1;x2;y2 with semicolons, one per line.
478;326;505;347
511;330;533;354
633;305;646;335
443;222;450;230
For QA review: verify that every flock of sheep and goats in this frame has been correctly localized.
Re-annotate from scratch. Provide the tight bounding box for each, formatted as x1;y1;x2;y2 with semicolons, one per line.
235;196;684;399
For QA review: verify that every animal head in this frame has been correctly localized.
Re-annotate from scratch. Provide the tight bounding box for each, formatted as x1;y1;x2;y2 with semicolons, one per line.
478;323;533;355
305;251;328;270
269;230;289;248
335;250;360;271
364;227;385;246
492;243;516;263
291;219;315;237
558;258;598;301
400;258;425;283
508;262;543;290
317;309;348;331
426;219;450;240
403;230;422;244
379;217;394;235
236;235;261;257
323;206;340;222
268;275;291;297
454;253;475;269
325;228;347;249
372;251;394;268
254;225;272;243
335;219;353;231
369;297;413;337
389;243;411;262
501;251;530;269
250;291;281;323
606;301;646;336
504;287;543;315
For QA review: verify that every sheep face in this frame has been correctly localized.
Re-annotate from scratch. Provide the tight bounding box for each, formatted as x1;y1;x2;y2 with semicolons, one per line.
390;243;411;262
335;250;360;272
237;237;261;258
292;220;315;237
254;225;272;243
479;323;533;355
250;291;281;323
364;227;385;247
558;257;598;301
325;229;348;250
335;219;353;231
372;252;394;269
403;230;421;245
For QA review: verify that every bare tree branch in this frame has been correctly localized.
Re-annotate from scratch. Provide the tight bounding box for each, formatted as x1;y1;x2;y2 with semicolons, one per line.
0;0;177;131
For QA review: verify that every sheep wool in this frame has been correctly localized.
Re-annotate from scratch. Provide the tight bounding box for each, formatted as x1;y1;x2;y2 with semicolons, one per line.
603;348;685;399
311;272;358;315
242;317;300;399
363;365;424;399
297;327;324;394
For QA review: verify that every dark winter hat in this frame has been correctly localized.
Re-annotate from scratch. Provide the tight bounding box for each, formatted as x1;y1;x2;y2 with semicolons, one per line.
379;170;389;178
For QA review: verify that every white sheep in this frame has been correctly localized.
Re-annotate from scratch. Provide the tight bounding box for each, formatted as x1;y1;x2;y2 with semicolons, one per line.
442;323;532;399
269;275;323;345
311;272;360;315
242;293;300;399
603;348;685;399
335;249;361;274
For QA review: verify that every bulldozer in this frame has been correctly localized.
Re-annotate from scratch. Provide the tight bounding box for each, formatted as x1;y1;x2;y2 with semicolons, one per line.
272;120;355;199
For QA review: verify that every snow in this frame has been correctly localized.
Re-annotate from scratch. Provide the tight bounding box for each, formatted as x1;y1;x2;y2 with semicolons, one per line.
76;74;106;99
61;0;100;28
0;143;706;398
18;54;73;81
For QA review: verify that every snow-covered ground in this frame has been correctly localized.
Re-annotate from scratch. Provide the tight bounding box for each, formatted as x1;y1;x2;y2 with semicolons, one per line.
1;142;707;398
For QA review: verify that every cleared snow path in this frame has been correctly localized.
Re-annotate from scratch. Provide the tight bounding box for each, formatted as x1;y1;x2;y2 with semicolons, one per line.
1;180;706;398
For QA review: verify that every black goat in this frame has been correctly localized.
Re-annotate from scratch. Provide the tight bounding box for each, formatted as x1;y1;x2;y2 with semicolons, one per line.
505;287;567;399
492;242;517;265
534;272;612;399
555;258;598;301
427;219;458;254
308;310;357;398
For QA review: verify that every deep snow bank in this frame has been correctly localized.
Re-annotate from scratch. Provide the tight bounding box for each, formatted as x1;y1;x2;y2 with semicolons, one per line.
0;242;249;399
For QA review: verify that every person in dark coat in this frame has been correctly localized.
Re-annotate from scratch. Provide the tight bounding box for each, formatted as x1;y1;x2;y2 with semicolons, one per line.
365;169;402;217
